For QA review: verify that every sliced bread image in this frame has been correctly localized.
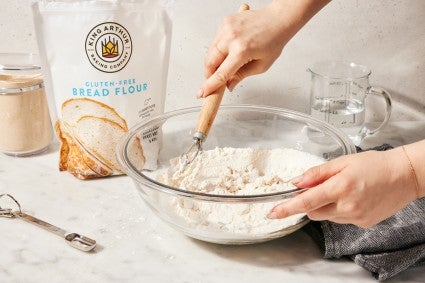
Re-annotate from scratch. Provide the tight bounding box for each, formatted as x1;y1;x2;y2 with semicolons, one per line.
56;120;113;179
126;136;145;171
70;139;114;179
73;116;128;173
62;98;128;130
57;98;146;179
55;120;69;172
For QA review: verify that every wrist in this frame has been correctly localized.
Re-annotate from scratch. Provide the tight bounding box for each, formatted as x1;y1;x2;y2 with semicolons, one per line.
267;0;330;41
401;146;421;199
385;148;419;202
269;0;331;22
401;143;425;199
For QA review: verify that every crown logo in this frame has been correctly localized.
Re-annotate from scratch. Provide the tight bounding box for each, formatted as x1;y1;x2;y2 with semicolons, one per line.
102;36;119;58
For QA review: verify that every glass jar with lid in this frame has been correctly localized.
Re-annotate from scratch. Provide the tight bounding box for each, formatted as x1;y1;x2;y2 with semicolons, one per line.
0;53;52;156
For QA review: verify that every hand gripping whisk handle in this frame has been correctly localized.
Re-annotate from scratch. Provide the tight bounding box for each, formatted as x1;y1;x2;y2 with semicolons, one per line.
193;4;249;141
193;85;226;141
179;4;248;170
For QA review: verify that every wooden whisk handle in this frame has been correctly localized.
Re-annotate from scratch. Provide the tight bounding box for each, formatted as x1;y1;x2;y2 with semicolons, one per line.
195;85;226;139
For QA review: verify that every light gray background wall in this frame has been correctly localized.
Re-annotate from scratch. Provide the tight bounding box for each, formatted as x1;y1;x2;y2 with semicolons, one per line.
1;0;425;122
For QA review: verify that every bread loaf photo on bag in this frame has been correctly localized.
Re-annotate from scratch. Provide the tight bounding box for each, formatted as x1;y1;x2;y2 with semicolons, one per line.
55;98;145;180
62;98;128;130
55;120;113;179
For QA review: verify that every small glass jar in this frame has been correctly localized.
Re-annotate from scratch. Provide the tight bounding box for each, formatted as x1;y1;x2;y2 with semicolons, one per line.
0;53;52;156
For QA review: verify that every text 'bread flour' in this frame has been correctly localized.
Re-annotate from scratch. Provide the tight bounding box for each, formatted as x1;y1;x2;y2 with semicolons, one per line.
33;0;172;179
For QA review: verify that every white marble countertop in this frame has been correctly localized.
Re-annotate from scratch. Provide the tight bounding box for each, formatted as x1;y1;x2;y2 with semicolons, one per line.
1;121;425;283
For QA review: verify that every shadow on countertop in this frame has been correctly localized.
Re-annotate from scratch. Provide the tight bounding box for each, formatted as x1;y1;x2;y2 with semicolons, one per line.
189;229;425;282
190;229;336;267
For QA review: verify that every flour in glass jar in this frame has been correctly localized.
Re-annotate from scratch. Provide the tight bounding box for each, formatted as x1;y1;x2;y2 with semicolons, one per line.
158;147;324;236
0;74;52;156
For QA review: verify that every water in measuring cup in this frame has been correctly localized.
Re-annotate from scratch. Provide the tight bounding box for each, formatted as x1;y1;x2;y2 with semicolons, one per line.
310;98;365;143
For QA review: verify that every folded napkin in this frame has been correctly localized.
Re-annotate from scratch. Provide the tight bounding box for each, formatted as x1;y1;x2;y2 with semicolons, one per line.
303;144;425;281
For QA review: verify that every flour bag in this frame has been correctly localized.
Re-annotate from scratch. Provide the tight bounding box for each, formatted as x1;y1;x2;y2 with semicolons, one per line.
33;0;172;179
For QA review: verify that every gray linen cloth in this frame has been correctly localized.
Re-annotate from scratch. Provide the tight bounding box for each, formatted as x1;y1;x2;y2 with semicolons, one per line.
303;144;425;281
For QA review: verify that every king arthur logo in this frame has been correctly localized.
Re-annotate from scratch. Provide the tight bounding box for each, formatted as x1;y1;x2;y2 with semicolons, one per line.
85;22;132;73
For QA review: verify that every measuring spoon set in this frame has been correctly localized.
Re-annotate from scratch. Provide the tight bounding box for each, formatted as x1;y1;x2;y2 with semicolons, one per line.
0;193;96;252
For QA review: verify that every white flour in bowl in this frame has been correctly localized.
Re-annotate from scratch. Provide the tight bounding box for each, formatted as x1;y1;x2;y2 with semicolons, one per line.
157;147;324;236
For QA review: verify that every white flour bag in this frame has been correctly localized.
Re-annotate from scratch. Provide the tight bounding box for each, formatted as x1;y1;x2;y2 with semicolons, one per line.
33;0;172;179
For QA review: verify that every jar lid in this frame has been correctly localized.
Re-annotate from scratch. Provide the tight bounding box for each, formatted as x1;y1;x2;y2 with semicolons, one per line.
0;62;40;70
0;74;43;92
0;53;41;72
0;53;43;94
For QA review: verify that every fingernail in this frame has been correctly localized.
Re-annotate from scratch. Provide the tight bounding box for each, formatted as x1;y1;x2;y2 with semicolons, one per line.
197;88;204;98
290;175;303;184
267;211;279;219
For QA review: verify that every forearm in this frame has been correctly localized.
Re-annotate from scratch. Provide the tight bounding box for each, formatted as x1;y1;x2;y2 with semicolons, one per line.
268;0;331;41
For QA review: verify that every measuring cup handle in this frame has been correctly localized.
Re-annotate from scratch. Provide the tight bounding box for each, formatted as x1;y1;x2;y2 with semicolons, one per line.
364;86;392;136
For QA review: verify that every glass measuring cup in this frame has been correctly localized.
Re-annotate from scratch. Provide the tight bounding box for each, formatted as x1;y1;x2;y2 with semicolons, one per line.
308;61;392;145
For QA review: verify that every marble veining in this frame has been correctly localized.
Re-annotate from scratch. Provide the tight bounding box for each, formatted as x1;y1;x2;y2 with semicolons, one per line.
1;121;425;283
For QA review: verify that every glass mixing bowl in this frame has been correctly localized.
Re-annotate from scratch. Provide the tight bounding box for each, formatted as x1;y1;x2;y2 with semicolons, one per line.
116;105;356;245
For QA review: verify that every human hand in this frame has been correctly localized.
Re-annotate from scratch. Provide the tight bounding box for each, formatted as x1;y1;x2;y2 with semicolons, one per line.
198;0;330;98
198;2;294;98
268;148;419;228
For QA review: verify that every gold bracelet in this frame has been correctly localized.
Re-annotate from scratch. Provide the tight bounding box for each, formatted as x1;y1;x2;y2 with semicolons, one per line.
402;145;421;199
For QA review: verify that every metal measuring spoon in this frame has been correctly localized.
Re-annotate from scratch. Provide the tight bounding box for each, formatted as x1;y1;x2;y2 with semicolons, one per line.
0;194;96;252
